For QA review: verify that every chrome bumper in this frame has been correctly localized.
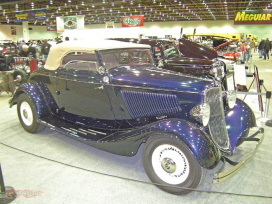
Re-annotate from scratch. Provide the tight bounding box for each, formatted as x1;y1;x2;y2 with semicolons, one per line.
213;127;264;184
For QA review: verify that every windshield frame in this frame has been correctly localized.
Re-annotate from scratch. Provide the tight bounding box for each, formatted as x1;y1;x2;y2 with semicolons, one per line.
98;48;155;70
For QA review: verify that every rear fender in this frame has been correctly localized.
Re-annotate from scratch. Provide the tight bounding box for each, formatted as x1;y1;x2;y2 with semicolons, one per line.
9;82;52;119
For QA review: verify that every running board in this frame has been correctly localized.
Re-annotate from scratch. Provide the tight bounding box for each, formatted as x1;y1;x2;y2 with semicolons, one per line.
39;116;109;142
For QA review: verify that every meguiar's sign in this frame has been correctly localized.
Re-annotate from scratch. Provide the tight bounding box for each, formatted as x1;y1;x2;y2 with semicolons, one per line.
234;10;272;25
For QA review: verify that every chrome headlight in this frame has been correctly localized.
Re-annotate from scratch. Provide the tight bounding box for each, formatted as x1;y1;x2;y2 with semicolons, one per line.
226;90;237;109
210;59;225;80
190;103;210;126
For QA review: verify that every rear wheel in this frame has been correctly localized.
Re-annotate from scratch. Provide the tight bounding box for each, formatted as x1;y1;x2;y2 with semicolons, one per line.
17;93;45;133
142;134;206;195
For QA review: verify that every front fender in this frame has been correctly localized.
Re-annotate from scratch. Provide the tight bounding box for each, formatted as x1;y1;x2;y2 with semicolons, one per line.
226;98;257;151
150;119;220;169
97;118;220;169
9;82;51;119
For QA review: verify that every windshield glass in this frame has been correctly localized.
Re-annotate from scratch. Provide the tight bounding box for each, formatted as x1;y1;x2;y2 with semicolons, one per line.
99;48;153;70
163;43;181;58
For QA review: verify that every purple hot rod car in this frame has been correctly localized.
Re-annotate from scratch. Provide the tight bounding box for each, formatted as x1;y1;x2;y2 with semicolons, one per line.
9;40;263;195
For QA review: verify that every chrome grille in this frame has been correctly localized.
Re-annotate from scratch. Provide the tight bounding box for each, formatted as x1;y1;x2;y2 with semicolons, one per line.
205;87;229;150
121;90;181;118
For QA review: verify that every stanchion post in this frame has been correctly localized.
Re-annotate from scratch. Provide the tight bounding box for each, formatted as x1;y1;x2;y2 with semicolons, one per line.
0;163;16;202
0;164;6;193
265;91;271;118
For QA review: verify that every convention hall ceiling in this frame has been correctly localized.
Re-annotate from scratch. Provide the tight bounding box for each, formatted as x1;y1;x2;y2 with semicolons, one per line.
0;0;271;25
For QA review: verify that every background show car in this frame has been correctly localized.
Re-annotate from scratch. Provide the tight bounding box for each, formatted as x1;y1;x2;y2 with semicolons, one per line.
0;43;37;86
9;40;263;195
108;38;227;87
178;38;235;72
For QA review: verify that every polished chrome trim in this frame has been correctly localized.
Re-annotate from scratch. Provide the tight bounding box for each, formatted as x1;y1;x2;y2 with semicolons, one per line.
213;127;264;184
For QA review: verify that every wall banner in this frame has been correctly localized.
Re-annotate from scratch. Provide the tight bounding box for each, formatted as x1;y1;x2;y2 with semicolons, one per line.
46;24;57;31
11;26;16;35
234;10;272;25
56;15;85;33
15;9;47;22
121;16;144;27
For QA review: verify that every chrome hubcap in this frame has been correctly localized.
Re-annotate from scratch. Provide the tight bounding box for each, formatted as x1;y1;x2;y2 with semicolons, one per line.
161;158;176;173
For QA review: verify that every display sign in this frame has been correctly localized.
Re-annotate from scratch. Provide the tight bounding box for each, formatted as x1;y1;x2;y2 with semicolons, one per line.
11;26;16;35
121;16;144;27
64;17;77;29
46;24;57;31
56;15;85;33
234;10;272;25
14;9;47;22
106;22;114;28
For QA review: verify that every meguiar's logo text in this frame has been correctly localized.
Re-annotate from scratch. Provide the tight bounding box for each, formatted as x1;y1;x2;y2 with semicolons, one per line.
234;10;272;25
235;12;272;21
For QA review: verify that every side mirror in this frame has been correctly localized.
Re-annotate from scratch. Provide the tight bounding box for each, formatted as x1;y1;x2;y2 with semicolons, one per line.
98;66;106;75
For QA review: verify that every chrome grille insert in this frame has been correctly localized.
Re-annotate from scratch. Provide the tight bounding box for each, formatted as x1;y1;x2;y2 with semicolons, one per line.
205;87;230;150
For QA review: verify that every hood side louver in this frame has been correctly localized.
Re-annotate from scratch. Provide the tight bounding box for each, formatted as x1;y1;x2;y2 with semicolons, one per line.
121;90;181;118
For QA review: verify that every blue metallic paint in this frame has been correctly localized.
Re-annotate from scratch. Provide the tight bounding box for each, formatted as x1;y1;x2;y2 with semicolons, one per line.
109;67;215;94
225;98;257;153
97;118;220;169
9;82;51;119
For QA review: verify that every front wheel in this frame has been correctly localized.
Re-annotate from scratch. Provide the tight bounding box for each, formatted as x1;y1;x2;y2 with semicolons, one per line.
17;93;45;133
142;134;206;195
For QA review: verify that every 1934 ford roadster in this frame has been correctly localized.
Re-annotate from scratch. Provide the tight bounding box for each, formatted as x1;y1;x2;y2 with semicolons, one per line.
9;40;263;195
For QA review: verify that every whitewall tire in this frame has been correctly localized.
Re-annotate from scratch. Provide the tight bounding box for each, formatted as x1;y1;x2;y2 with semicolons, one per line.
142;134;206;195
17;93;45;133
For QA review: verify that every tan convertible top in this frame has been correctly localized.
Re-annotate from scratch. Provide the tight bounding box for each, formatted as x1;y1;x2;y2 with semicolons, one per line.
44;40;151;70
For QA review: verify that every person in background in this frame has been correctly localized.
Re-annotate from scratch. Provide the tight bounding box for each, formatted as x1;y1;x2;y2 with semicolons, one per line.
65;36;69;41
244;38;251;63
258;38;265;58
263;38;271;60
18;40;26;52
254;40;258;53
18;44;37;59
40;39;51;61
240;40;246;63
250;39;255;54
56;37;62;44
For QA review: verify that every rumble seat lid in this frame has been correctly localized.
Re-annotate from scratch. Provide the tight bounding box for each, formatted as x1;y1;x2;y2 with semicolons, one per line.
44;40;150;70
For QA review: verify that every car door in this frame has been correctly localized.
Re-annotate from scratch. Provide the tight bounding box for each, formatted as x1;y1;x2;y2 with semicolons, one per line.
55;52;116;129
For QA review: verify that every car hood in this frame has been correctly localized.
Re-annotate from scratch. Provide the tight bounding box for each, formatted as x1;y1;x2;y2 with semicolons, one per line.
178;39;218;60
167;56;213;67
109;66;215;94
